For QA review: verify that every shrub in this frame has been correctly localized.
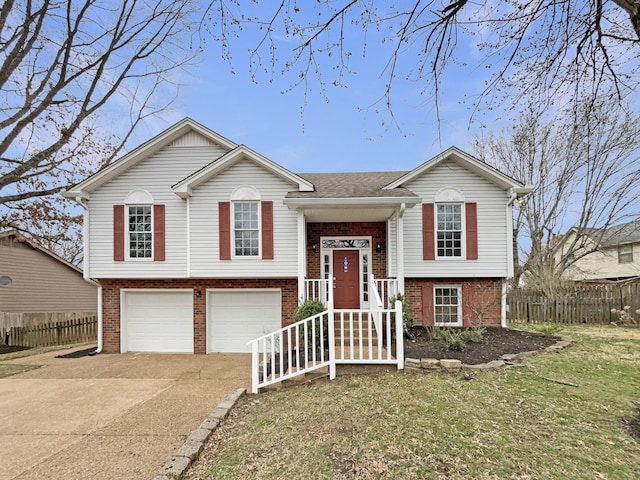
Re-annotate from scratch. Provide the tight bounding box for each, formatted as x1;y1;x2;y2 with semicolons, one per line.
293;299;326;321
389;293;415;329
437;327;467;350
294;299;328;349
465;326;486;343
610;306;639;326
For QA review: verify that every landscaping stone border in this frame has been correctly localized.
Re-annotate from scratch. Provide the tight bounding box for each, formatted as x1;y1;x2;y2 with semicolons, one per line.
154;387;246;480
404;336;573;374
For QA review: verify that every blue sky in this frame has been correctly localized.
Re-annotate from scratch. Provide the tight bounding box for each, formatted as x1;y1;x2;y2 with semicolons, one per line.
142;9;499;174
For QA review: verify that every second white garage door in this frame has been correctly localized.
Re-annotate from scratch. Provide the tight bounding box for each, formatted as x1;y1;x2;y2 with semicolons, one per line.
122;290;194;353
207;289;282;353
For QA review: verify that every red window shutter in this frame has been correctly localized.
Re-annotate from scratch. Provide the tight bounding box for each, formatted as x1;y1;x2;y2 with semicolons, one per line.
422;203;435;260
219;202;231;260
422;285;434;325
466;202;478;260
261;201;274;260
153;204;165;261
113;205;125;261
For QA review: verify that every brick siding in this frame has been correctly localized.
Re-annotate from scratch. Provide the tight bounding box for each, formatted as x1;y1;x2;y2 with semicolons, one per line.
306;222;387;279
99;278;298;354
405;278;503;327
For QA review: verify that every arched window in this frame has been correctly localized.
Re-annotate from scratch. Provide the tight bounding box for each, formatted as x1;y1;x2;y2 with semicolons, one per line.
113;190;165;261
219;186;273;260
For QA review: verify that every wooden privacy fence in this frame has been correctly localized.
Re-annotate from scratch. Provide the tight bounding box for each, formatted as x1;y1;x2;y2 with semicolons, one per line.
1;315;97;348
508;283;640;325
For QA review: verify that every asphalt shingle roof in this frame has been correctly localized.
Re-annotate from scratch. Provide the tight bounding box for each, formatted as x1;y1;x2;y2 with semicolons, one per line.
584;220;640;246
287;171;417;199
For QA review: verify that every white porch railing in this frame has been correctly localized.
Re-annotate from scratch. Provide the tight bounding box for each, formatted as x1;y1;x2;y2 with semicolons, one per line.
303;277;398;308
248;301;404;394
304;279;331;304
373;277;399;308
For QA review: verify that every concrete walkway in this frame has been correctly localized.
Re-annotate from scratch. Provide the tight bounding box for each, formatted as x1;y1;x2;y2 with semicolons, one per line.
0;346;251;480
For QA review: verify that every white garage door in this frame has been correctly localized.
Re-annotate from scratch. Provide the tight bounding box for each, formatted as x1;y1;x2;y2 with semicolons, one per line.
122;290;194;353
208;289;281;353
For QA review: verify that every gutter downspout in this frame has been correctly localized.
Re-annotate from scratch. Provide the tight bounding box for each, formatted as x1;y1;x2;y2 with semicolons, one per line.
502;189;519;329
76;196;102;354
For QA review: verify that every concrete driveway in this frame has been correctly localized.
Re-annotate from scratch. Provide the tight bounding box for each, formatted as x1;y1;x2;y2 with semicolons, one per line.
0;346;251;480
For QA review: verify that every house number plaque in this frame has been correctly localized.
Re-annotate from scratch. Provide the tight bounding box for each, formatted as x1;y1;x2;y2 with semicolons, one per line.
343;256;349;272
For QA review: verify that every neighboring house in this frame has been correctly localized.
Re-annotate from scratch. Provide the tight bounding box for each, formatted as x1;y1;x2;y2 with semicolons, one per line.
0;231;97;326
63;118;532;354
554;220;640;282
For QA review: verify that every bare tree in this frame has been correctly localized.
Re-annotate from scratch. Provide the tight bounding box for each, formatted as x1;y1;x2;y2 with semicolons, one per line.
205;1;640;128
0;0;199;263
475;100;640;293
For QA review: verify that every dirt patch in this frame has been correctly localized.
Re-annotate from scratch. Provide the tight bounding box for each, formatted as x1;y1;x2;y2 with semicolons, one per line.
0;345;30;355
403;327;559;364
624;405;640;445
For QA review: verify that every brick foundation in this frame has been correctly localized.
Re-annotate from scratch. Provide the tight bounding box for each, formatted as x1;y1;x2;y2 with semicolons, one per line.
405;278;504;327
99;278;298;354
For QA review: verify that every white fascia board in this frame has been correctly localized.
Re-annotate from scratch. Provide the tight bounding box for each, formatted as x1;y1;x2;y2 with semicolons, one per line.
383;146;529;191
283;196;421;209
64;118;238;198
172;145;314;198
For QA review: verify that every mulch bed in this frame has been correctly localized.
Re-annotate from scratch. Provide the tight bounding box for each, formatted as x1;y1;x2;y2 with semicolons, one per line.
0;345;31;355
403;327;559;365
55;347;96;359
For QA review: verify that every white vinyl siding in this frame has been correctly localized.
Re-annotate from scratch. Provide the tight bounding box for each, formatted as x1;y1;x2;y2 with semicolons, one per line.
403;159;510;277
189;159;299;277
86;144;229;278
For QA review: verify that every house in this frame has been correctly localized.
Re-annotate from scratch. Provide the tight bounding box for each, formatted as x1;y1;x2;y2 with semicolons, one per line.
0;231;97;328
554;220;640;283
62;118;532;355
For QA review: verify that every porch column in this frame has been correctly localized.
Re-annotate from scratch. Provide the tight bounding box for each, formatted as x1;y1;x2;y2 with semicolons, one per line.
297;210;306;302
396;205;405;293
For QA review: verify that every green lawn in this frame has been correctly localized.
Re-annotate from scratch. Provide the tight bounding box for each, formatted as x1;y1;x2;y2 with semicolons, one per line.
186;325;640;480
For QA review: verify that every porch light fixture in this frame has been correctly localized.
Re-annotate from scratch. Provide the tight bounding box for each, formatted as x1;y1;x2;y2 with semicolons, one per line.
195;289;202;297
312;243;318;253
376;243;383;253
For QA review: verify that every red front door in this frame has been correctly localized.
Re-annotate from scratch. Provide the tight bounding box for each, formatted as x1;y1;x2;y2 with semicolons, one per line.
333;250;360;309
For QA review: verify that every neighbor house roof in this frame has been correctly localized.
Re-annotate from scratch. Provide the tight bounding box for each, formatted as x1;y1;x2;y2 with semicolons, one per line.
582;220;640;247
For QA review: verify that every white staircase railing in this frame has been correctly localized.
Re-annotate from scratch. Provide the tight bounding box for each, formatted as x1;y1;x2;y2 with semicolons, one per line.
249;301;404;394
248;310;336;394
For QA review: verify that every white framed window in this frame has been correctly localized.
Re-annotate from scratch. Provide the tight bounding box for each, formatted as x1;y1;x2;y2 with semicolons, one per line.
436;203;463;257
618;244;633;264
127;205;153;259
434;286;462;326
233;202;260;257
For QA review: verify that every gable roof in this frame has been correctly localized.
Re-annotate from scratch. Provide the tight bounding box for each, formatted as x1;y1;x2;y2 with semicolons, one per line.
172;145;314;198
581;220;640;247
383;146;533;194
62;118;238;199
